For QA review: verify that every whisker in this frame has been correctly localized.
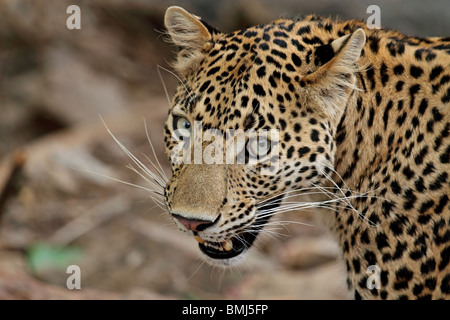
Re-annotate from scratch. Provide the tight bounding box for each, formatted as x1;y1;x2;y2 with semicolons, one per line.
258;195;358;214
233;233;253;250
146;201;168;213
256;186;370;207
186;259;207;282
99;115;166;189
143;119;170;182
253;220;315;228
317;169;380;227
94;115;171;214
72;167;163;197
323;165;353;195
126;164;165;193
257;204;340;218
157;65;193;100
139;152;167;186
157;65;172;106
249;228;287;241
256;197;360;218
149;195;168;212
259;190;337;206
247;220;315;232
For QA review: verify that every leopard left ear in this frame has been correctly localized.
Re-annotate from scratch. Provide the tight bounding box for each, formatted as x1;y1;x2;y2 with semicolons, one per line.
304;28;366;119
165;6;217;75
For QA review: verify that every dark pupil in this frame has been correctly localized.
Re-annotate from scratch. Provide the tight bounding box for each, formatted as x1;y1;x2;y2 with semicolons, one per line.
184;121;191;129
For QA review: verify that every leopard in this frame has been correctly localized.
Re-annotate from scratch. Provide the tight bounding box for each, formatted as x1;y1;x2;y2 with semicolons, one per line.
160;6;449;299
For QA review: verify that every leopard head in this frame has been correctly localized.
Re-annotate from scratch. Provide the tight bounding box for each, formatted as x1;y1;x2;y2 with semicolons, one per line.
162;6;366;266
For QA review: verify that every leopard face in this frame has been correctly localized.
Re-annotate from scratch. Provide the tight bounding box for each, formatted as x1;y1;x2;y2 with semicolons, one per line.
162;6;365;265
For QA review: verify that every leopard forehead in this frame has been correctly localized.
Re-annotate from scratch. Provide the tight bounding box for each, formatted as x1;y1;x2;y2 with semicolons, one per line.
169;21;336;130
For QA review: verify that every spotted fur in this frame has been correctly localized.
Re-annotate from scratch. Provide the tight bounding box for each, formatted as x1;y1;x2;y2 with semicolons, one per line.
162;6;450;299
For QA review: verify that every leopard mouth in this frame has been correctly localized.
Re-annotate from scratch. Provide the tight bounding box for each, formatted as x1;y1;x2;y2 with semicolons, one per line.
195;231;259;260
194;197;283;261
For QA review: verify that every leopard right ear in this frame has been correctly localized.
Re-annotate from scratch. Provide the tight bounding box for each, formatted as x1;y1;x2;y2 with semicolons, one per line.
302;28;366;120
165;6;216;75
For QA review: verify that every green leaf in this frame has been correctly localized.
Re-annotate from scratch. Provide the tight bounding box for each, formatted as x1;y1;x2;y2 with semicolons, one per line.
26;242;83;275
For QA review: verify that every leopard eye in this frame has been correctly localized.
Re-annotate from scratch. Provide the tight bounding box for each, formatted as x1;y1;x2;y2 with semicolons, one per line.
247;137;271;158
173;116;191;138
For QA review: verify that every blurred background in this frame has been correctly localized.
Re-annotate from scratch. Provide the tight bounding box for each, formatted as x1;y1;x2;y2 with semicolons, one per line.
0;0;448;299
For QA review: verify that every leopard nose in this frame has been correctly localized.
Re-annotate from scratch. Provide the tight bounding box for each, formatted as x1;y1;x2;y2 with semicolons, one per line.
171;214;218;232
